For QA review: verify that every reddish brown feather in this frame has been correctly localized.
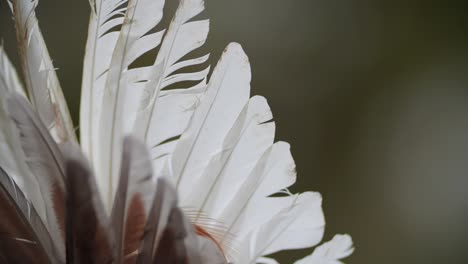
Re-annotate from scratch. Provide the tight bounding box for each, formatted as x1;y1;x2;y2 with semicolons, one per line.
152;208;188;264
0;187;49;264
93;221;114;264
65;155;115;264
193;225;225;257
52;182;66;240
124;195;147;264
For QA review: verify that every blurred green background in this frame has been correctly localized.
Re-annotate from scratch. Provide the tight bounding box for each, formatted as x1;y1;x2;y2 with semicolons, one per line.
1;0;468;263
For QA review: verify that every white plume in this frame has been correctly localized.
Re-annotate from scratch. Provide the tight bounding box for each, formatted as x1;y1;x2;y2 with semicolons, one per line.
8;0;76;143
0;0;354;263
295;235;354;264
80;0;128;169
0;46;47;225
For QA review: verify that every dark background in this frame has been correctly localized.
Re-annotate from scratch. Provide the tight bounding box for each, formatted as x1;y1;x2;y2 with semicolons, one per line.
1;1;468;263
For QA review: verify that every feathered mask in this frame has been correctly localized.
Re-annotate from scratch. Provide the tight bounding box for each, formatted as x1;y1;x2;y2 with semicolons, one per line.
0;0;353;263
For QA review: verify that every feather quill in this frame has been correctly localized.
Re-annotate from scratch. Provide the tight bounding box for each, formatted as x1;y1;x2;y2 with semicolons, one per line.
172;43;250;199
186;96;274;218
80;0;128;167
133;0;210;141
0;45;25;96
97;0;165;210
294;235;354;264
1;0;353;262
131;0;210;185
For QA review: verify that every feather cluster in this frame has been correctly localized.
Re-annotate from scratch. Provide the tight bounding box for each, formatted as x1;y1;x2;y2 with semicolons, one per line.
0;0;353;263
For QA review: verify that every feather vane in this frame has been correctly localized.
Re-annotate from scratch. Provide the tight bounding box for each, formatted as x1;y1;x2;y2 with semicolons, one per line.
6;95;67;257
0;0;354;263
9;0;76;143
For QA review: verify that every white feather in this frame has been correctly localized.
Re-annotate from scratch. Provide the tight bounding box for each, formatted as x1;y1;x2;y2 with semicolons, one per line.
257;257;280;264
6;95;67;262
147;84;207;178
0;46;47;223
184;96;274;215
9;0;76;143
132;0;211;174
171;44;326;263
80;0;128;169
171;43;250;196
234;192;324;264
0;45;25;96
294;235;354;264
97;0;165;210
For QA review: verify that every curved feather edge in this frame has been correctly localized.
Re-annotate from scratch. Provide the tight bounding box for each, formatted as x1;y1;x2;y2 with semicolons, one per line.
173;43;327;263
0;47;47;222
9;0;76;143
232;192;324;264
294;234;354;264
172;43;250;196
6;94;66;259
80;0;129;169
0;166;62;263
133;0;210;142
97;0;165;211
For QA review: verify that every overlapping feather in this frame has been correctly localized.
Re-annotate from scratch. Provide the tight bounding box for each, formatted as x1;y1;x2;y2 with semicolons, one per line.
111;137;156;263
173;44;327;263
96;0;210;210
0;97;227;262
80;0;129;168
0;46;46;220
0;167;60;263
6;95;68;261
8;0;76;143
63;145;115;264
172;43;250;194
96;0;166;209
0;0;354;263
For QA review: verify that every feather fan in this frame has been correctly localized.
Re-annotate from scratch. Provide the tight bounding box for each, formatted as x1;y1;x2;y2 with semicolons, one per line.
0;96;227;263
0;0;353;263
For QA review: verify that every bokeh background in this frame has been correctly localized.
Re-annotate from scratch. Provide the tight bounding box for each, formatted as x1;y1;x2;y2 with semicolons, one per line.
1;0;468;263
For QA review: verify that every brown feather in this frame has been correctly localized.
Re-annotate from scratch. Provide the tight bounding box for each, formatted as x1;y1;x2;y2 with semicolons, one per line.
52;182;66;240
64;147;115;264
0;188;49;264
6;94;67;256
152;207;188;264
137;179;177;264
123;195;146;264
0;167;60;263
112;136;155;263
